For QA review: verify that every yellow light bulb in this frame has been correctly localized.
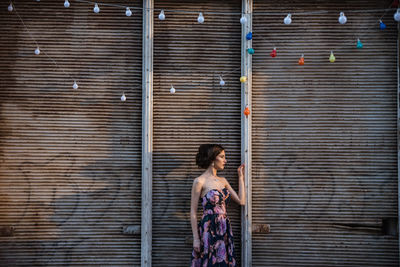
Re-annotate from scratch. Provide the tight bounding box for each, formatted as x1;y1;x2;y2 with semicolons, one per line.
329;51;335;63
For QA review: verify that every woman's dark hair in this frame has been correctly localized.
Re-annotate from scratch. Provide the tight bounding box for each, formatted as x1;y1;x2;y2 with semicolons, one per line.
196;144;225;169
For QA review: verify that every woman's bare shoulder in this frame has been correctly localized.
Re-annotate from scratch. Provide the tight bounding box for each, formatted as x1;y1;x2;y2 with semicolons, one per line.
193;175;206;185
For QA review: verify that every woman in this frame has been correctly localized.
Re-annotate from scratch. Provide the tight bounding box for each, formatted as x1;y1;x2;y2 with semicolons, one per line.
190;144;245;267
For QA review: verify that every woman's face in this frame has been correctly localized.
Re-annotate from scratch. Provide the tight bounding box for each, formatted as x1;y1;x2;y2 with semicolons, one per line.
213;150;227;171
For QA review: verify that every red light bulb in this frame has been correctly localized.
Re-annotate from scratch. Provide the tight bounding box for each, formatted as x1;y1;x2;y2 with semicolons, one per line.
270;47;277;58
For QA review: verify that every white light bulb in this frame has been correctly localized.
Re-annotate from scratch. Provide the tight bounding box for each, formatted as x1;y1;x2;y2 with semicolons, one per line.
394;9;400;22
121;93;126;101
159;10;165;20
284;13;292;25
338;12;347;24
64;0;70;8
170;85;176;94
197;12;204;23
125;7;132;16
219;76;225;86
73;81;78;89
34;47;40;55
8;3;13;12
240;15;247;24
93;3;100;13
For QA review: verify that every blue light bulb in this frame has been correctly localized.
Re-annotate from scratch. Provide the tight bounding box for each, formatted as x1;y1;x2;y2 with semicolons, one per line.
356;39;363;49
379;20;386;30
246;32;252;40
247;48;255;54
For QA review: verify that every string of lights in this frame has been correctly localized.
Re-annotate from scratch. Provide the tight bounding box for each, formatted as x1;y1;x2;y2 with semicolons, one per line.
254;1;396;63
46;0;400;16
10;2;78;89
6;0;400;101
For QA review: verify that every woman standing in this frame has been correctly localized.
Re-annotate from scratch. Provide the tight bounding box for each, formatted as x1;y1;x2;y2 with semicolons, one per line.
190;144;245;267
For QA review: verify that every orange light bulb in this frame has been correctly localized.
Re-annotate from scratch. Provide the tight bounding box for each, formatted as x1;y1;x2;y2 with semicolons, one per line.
244;106;250;117
298;54;305;65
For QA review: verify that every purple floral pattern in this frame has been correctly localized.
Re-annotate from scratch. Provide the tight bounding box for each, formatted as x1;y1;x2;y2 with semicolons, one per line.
191;188;236;267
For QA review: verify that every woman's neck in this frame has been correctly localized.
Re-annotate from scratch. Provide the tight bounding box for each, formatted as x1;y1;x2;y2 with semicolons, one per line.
203;166;217;177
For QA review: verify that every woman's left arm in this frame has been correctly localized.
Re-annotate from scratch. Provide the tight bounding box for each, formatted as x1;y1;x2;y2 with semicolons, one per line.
224;164;245;206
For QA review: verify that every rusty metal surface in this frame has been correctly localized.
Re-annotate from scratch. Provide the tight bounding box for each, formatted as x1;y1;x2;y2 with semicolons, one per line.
152;1;242;266
0;0;142;265
252;0;398;266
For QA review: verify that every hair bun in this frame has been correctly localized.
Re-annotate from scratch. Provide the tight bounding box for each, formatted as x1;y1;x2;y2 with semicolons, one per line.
195;144;224;169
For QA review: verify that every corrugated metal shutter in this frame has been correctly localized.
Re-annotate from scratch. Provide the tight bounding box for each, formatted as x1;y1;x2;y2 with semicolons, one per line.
152;0;242;266
252;0;398;266
0;0;142;265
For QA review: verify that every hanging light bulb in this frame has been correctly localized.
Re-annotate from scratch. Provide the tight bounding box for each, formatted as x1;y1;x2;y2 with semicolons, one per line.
247;48;255;55
270;47;277;57
170;85;176;94
34;47;40;55
329;51;336;63
395;9;400;21
379;20;386;30
356;38;363;49
240;15;247;24
246;32;252;40
8;2;13;11
73;81;78;89
125;7;132;16
219;76;225;86
243;106;250;117
159;9;165;20
338;12;347;24
197;12;204;23
284;13;292;25
64;0;70;8
93;3;100;13
240;76;247;83
298;54;304;65
121;92;126;101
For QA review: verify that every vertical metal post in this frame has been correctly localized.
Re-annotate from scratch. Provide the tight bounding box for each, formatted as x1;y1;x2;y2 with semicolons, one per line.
397;20;400;265
241;0;252;266
142;0;153;266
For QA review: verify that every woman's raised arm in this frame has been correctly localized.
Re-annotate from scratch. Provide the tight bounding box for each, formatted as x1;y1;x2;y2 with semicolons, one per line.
224;164;245;206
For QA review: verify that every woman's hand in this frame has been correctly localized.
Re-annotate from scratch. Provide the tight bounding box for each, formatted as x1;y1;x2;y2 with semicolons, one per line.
193;238;200;253
237;163;245;179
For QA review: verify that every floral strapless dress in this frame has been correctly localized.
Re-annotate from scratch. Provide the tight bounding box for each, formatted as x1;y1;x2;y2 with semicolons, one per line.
190;187;236;267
